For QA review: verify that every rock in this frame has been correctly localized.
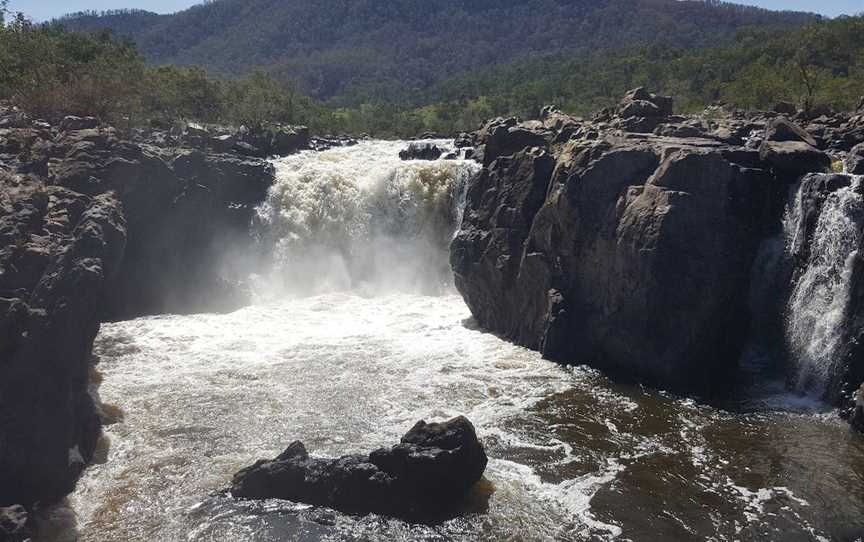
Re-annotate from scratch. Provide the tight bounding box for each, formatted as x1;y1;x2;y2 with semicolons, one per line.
270;126;309;156
399;142;443;161
618;87;674;118
611;88;674;134
59;116;99;132
759;141;831;178
231;416;488;518
233;140;266;158
0;505;29;540
0;110;278;508
0;185;127;507
454;132;473;148
476;120;549;166
764;118;819;147
805;103;834;120
847;143;864;174
773;101;798;115
851;384;864;432
210;133;237;153
452;127;774;391
759;118;831;177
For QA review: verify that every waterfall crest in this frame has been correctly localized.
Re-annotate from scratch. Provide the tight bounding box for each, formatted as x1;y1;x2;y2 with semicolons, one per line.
254;140;480;296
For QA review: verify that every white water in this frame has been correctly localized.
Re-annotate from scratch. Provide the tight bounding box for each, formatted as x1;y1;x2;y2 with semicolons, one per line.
67;143;864;541
783;176;864;394
254;140;480;296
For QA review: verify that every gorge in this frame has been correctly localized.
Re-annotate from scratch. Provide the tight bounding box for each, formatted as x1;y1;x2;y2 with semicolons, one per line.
1;90;864;540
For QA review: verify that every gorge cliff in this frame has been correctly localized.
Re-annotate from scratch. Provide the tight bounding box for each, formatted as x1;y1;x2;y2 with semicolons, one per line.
451;90;864;417
0;113;298;515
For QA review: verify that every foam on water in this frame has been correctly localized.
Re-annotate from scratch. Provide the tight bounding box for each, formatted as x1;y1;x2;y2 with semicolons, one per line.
66;143;864;541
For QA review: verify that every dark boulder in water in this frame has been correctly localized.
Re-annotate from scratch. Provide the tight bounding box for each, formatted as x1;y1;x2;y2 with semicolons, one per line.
231;416;488;517
399;142;444;161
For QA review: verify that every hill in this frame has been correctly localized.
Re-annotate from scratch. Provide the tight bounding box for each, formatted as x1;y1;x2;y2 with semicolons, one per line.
57;0;818;105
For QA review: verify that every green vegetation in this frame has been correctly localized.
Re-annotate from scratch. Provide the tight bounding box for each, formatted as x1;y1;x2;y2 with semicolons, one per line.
413;16;864;133
0;0;861;138
61;0;816;103
0;1;326;129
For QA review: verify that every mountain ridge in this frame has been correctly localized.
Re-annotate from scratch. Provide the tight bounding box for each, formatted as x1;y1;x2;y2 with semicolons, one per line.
57;0;819;105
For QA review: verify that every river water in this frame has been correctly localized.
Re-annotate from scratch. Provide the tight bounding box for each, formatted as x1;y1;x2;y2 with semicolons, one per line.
69;142;864;541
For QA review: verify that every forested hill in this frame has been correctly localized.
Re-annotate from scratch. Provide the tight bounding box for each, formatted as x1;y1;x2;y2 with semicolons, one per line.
58;0;818;105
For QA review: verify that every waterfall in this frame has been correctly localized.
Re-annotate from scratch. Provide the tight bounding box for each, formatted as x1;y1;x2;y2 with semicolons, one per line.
254;140;480;296
783;176;864;395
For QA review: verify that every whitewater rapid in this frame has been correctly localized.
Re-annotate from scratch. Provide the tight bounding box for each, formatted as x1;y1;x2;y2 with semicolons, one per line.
68;142;864;541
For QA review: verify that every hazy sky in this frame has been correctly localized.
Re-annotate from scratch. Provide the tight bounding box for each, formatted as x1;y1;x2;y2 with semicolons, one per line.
8;0;863;22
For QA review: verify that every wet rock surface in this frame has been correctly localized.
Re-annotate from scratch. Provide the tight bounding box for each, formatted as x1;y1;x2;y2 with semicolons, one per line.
231;416;488;518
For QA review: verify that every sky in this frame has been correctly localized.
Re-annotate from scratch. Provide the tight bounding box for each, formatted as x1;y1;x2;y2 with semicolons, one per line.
7;0;863;22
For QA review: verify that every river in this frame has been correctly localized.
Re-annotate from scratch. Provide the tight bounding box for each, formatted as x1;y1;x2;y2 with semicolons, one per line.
69;141;864;541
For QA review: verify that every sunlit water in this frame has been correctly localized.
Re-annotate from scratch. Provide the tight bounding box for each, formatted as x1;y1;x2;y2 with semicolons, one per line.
69;143;864;541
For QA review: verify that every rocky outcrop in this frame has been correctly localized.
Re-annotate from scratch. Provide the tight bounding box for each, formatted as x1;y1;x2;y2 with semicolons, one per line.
0;178;126;507
847;143;864;174
759;118;831;177
451;91;856;396
0;108;275;509
232;416;488;518
399;142;444;161
177;122;309;158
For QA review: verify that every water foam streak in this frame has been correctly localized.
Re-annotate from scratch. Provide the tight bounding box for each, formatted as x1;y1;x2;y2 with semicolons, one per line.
784;177;864;394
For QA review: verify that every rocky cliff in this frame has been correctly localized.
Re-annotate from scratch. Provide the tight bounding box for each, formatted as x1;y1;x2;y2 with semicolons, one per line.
0;111;286;512
452;90;864;408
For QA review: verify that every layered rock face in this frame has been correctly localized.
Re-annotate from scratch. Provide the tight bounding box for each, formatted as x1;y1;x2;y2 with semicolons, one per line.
232;416;488;518
0;178;125;507
0;110;279;509
451;89;845;393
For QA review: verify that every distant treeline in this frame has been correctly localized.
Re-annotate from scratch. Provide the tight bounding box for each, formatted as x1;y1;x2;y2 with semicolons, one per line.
405;16;864;134
0;3;327;130
0;2;861;137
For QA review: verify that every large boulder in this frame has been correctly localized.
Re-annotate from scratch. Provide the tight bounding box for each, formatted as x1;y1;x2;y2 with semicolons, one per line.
847;143;864;174
614;88;674;133
270;125;310;156
399;142;443;161
231;416;488;518
759;118;831;178
452;128;774;391
618;87;674;118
